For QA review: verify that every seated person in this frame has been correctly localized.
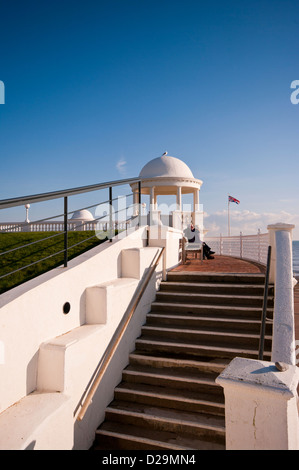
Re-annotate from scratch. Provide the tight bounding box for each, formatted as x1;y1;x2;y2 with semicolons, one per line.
202;242;215;260
184;223;199;244
184;224;215;260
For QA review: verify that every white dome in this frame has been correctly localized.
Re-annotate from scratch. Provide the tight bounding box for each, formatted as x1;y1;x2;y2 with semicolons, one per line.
71;209;94;221
139;154;194;179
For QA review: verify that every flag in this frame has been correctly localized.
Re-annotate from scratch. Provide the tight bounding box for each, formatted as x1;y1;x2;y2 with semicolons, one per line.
229;195;240;204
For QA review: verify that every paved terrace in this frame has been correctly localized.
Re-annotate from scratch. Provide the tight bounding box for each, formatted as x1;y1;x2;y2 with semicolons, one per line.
172;254;299;343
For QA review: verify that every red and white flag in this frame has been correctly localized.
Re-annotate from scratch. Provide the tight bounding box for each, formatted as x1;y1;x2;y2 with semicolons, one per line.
228;195;240;204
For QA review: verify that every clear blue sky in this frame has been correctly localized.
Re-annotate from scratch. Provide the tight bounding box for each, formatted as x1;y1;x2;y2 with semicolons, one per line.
1;0;299;237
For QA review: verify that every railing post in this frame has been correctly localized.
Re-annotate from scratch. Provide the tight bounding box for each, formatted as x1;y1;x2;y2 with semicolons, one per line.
109;186;113;242
138;180;141;227
240;231;243;259
258;245;271;360
64;196;68;267
258;228;261;263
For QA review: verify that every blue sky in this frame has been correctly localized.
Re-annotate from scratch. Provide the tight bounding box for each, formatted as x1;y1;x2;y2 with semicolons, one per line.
1;0;299;237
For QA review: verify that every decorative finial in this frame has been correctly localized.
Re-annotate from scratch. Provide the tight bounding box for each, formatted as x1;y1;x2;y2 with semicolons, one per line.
161;151;168;156
25;204;30;223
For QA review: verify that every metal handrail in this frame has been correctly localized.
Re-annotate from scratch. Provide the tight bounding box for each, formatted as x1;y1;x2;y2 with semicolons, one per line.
0;176;140;209
76;246;165;421
258;245;272;360
0;192;134;234
0;177;143;288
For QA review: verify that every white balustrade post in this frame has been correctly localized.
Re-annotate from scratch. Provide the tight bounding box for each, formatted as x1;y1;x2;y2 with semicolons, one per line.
240;231;243;259
267;223;296;365
216;357;299;450
257;228;261;263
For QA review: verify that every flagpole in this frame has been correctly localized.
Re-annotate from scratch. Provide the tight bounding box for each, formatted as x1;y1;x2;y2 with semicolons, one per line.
228;194;230;236
227;195;240;236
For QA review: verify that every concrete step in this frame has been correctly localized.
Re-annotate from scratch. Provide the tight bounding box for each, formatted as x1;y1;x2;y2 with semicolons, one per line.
150;300;273;320
122;364;223;397
146;312;273;335
99;401;225;446
95;420;225;450
159;281;274;296
166;272;266;284
95;424;195;450
155;290;274;308
114;381;225;416
135;336;271;361
128;352;230;375
140;325;272;351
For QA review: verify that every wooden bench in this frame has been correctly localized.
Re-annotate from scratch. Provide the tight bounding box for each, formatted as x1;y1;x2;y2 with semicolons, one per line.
182;236;203;264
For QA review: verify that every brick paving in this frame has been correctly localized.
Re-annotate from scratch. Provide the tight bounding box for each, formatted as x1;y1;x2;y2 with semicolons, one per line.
172;254;265;274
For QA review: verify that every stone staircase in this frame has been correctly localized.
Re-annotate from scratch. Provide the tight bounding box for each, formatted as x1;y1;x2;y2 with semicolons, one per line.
93;271;274;450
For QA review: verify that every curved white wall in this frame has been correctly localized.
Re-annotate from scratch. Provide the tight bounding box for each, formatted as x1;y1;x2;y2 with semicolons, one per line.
0;225;181;449
0;228;148;414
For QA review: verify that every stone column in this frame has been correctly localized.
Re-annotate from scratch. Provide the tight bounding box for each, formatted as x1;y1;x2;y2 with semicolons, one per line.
193;189;200;212
133;190;139;216
150;186;155;210
267;223;296;365
192;189;203;234
149;186;160;226
171;186;183;230
176;186;182;211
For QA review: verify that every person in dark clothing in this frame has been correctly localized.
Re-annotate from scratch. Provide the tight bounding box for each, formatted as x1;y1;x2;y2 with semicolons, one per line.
202;242;215;260
185;224;215;260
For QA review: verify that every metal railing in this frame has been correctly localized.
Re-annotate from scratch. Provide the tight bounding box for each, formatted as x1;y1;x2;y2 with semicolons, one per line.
0;177;140;209
0;177;143;289
76;246;165;421
205;230;270;266
258;245;272;360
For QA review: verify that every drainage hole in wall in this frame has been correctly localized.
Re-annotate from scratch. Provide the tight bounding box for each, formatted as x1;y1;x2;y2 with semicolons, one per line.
63;302;71;314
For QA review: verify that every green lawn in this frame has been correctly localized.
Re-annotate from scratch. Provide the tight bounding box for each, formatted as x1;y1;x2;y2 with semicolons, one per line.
0;231;108;294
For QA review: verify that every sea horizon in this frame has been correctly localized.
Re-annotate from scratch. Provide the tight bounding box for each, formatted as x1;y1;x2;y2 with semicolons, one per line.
293;240;299;278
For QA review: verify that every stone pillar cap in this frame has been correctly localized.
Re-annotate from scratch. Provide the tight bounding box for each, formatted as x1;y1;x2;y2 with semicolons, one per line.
216;357;299;398
267;223;295;232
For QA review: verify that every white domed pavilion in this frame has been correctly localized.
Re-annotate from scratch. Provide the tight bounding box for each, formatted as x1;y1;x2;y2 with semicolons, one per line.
70;209;94;221
70;209;95;230
139;154;195;180
130;152;204;232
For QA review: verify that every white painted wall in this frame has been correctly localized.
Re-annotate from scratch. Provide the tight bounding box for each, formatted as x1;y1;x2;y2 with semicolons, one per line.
0;225;181;449
216;357;299;450
0;227;144;414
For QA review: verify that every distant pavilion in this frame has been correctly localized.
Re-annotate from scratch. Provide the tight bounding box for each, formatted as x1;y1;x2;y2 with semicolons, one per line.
130;153;204;232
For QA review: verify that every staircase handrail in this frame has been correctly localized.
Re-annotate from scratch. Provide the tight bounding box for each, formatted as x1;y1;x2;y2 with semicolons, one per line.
258;245;272;360
76;246;165;421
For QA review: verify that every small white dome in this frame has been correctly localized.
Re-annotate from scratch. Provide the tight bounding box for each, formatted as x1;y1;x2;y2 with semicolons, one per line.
139;154;194;179
71;209;94;221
